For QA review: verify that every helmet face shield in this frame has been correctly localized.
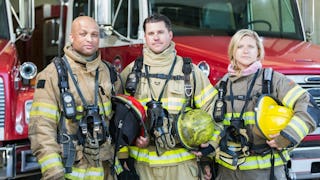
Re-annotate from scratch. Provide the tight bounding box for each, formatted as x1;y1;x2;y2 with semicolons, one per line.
254;95;293;140
110;94;147;146
176;109;214;150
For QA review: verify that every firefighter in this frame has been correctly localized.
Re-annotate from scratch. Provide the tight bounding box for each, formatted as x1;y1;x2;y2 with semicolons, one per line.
116;13;219;180
29;16;115;180
213;29;319;180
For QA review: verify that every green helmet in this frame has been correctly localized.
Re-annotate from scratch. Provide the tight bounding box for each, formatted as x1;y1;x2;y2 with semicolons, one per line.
176;109;214;150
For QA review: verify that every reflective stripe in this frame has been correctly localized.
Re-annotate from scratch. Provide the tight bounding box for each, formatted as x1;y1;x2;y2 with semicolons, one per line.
30;102;59;122
216;150;289;170
288;115;309;139
119;146;129;153
283;86;306;109
161;98;185;111
99;101;112;115
211;129;220;141
65;167;104;180
129;147;196;165
38;153;63;173
223;112;255;125
194;85;217;108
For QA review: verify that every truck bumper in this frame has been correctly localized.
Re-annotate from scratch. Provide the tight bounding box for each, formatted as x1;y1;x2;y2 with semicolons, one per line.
0;144;40;179
289;146;320;179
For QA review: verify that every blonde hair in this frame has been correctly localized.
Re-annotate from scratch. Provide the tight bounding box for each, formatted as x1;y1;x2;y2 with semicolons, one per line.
228;29;264;74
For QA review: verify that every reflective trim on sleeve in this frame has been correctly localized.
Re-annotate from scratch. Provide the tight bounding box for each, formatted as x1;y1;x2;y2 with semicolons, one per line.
64;166;104;180
38;153;63;173
30;102;59;122
194;85;217;108
129;147;196;165
99;101;112;116
211;129;221;141
282;86;306;109
287;115;309;140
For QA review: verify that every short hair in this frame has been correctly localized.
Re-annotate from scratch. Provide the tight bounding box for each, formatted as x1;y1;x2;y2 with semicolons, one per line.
143;13;172;32
228;29;265;71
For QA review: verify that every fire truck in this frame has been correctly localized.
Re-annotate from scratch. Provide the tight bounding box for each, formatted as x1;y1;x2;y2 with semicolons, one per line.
0;0;41;179
22;0;320;179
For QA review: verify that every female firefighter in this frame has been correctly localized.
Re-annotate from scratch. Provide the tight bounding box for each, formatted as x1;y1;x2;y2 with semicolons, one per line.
213;29;319;180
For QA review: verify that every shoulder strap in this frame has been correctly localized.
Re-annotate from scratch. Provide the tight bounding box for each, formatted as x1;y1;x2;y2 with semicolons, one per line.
53;57;76;173
53;57;69;92
218;74;229;99
133;56;144;73
262;67;273;94
102;60;118;85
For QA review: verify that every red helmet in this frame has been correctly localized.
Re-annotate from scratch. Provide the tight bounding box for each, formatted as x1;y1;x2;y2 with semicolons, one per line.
110;94;147;147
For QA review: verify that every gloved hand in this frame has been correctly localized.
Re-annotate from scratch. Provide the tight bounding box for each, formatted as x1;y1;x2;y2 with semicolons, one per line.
199;144;215;156
117;158;139;180
153;110;176;156
83;133;100;167
42;166;65;180
192;144;215;157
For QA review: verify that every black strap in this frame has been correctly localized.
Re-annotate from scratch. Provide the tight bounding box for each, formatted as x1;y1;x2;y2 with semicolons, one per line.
145;56;177;102
102;60;118;95
230;69;260;123
54;57;69;92
62;56;99;108
262;67;273;94
54;58;76;173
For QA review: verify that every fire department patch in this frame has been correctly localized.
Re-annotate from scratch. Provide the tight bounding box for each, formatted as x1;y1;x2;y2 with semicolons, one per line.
36;80;46;88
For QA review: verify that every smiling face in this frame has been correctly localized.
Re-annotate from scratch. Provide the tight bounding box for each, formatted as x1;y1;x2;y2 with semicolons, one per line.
234;35;259;70
144;21;173;54
69;16;100;57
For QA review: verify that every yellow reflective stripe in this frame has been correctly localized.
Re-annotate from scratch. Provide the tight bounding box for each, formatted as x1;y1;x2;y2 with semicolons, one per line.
119;146;129;153
288;115;309;139
283;86;306;108
99;101;112;115
223;112;255;125
161;98;185;111
210;129;221;141
38;153;63;173
216;151;289;170
239;151;290;170
194;85;217;108
129;147;195;165
30;102;58;122
65;167;104;180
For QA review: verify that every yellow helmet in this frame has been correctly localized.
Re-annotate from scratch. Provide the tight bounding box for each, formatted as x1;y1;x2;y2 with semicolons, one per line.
254;95;293;140
176;109;214;150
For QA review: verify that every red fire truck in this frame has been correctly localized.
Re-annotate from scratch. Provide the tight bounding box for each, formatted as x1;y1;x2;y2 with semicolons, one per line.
25;0;320;179
0;0;41;179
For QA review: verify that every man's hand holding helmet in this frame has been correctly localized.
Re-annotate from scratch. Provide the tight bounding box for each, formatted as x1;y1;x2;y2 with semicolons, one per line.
135;136;149;148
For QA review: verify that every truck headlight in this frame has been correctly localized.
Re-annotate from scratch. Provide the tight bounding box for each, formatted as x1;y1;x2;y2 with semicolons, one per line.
25;100;33;124
197;61;210;77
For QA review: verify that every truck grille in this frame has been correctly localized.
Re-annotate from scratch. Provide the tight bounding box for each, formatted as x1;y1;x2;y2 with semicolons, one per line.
0;78;4;127
286;75;320;107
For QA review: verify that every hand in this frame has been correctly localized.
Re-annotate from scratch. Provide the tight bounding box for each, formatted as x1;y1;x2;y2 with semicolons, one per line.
192;143;214;157
266;133;282;150
203;164;212;180
135;136;149;148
